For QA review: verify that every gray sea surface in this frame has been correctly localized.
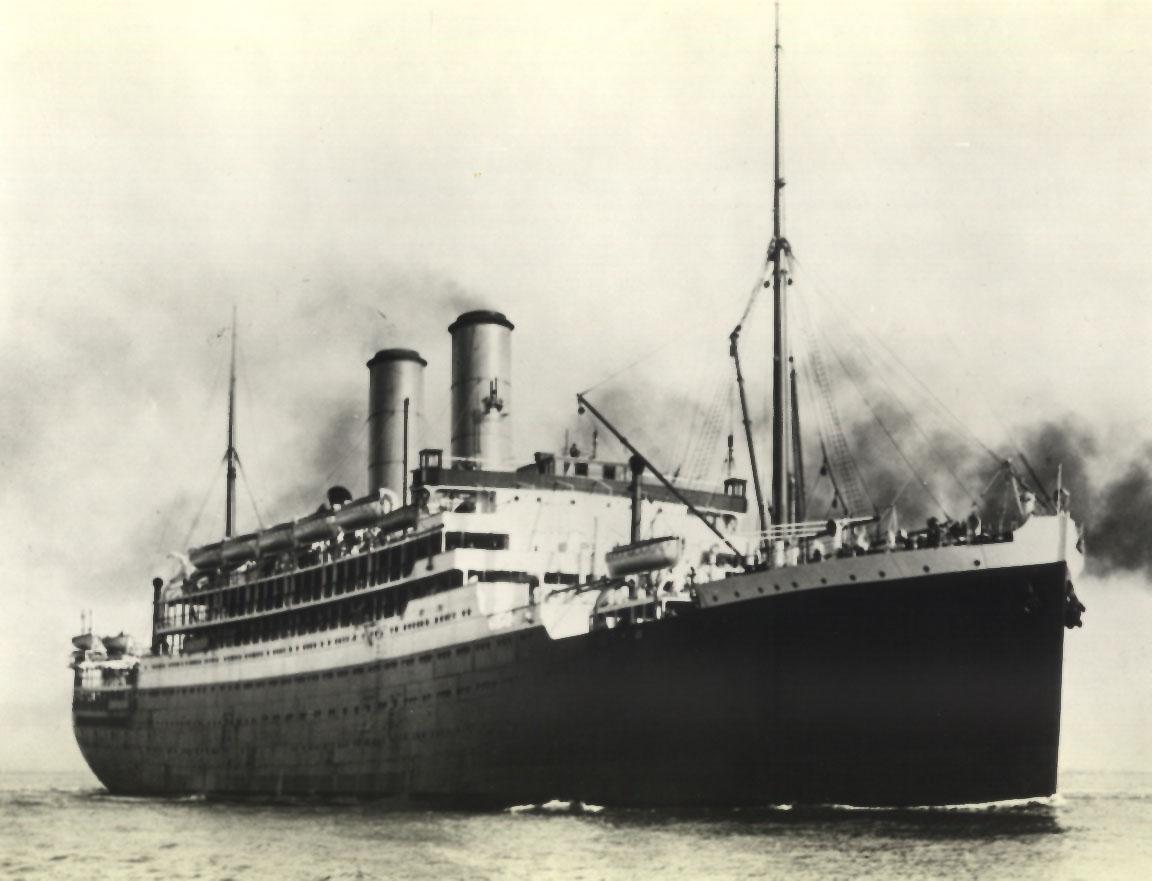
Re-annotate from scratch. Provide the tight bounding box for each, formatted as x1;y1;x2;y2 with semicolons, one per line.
1;769;1149;880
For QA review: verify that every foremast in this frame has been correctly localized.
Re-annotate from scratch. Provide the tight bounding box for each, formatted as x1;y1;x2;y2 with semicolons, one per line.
224;306;238;537
769;1;794;528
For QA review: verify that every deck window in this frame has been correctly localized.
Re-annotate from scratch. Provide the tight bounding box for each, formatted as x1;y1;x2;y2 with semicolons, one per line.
544;572;580;586
473;570;535;584
445;532;509;552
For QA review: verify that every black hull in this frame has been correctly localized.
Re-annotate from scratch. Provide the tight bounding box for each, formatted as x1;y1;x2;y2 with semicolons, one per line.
75;562;1067;807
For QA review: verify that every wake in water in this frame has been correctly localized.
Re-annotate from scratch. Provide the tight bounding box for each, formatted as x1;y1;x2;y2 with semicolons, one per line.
507;799;605;815
1;771;1150;881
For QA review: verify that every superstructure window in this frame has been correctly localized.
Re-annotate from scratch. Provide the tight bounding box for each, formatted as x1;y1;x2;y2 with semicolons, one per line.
472;570;535;584
169;568;467;651
445;532;509;552
164;533;461;645
544;572;580;586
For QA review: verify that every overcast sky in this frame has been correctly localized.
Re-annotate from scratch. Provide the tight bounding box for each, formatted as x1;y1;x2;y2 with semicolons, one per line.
1;0;1149;774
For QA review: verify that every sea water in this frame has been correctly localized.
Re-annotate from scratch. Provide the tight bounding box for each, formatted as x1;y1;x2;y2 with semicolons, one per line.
1;769;1149;880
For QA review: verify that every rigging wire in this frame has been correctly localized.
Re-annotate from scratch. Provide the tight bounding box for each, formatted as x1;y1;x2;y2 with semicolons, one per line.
725;370;739;478
202;340;228;424
792;255;1002;466
828;312;977;508
682;366;731;484
579;276;765;483
579;270;768;398
321;416;369;488
791;288;874;514
426;393;453;452
863;322;1000;466
183;459;226;548
697;381;730;483
815;314;951;519
795;338;839;514
935;331;1055;505
671;365;716;480
735;267;771;329
1015;452;1057;512
886;473;921;510
795;268;981;509
237;456;265;530
179;327;234;546
793;355;829;494
234;318;271;521
681;261;783;488
152;502;178;554
579;344;678;397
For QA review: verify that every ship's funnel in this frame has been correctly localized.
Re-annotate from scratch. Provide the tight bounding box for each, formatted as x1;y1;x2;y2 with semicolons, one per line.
367;348;426;501
449;310;513;469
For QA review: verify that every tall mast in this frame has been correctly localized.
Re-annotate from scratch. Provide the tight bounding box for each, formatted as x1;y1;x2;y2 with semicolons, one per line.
769;1;792;526
224;306;238;538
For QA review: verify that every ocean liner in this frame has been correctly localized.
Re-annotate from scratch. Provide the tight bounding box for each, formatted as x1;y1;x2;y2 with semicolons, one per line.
71;14;1086;808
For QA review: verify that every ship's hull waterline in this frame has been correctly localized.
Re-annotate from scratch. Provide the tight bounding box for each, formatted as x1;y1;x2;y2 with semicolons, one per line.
75;560;1067;808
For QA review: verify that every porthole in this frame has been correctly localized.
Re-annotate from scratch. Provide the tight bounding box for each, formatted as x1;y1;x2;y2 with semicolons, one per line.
973;560;981;567
878;571;886;578
923;565;931;573
734;591;741;598
848;574;857;581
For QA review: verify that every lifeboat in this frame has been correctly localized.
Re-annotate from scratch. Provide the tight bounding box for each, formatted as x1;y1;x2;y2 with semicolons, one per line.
333;497;387;532
187;489;407;571
605;536;683;577
257;523;295;555
70;633;105;657
294;513;338;544
219;533;259;565
189;540;224;570
102;633;135;655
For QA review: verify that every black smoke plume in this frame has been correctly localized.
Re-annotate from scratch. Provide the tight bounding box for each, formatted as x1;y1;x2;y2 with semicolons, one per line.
1090;454;1152;575
836;405;1152;581
581;367;1152;582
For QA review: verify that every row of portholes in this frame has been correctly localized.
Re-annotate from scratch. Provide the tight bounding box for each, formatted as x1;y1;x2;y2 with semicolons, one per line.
714;558;986;603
